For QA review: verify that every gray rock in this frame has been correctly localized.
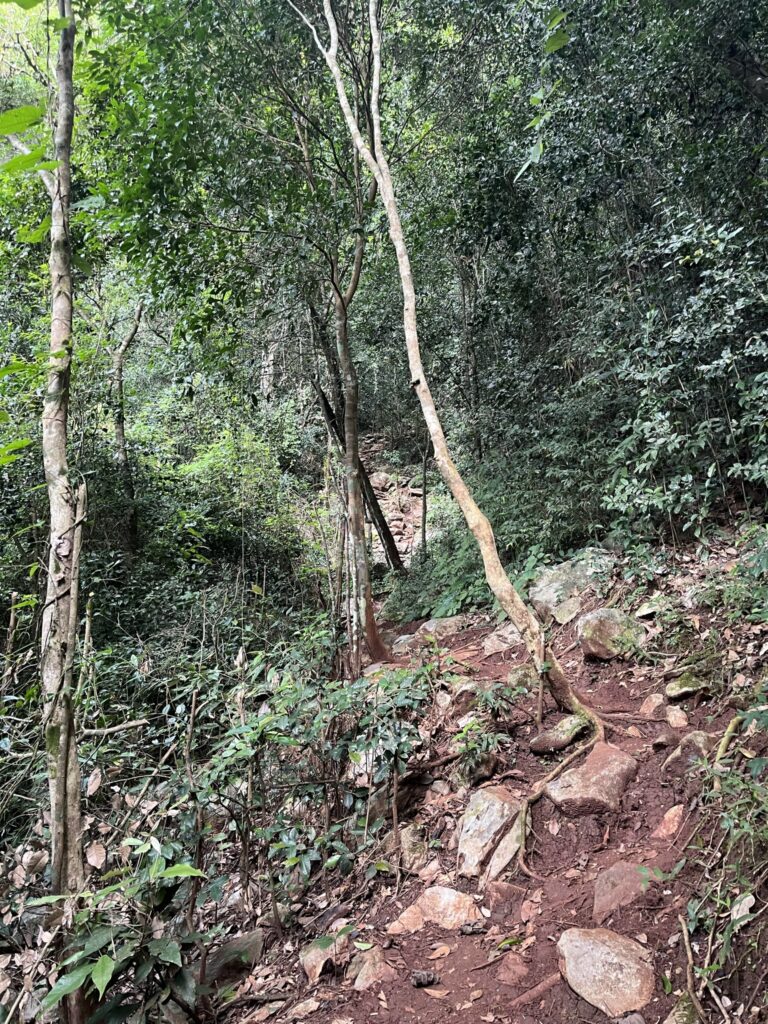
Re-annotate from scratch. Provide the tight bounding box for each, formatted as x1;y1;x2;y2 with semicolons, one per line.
530;548;616;624
530;715;589;754
577;608;645;660
482;620;522;656
557;928;655;1017
457;786;520;877
662;730;716;770
507;664;539;690
416;614;473;642
482;812;529;885
299;919;350;983
393;822;430;874
349;946;397;991
545;742;637;816
665;671;712;700
639;693;666;720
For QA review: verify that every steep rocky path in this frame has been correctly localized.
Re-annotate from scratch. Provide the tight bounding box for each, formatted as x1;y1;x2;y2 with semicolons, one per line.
229;542;768;1024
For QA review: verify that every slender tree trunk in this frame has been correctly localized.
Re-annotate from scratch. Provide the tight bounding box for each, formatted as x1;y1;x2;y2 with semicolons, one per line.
302;0;585;713
313;381;404;572
39;6;87;1021
111;302;142;555
333;290;389;667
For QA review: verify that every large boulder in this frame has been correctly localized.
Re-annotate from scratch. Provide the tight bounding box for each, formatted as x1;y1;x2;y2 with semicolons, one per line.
457;786;520;877
577;608;645;660
557;928;655;1017
529;548;615;625
545;742;637;816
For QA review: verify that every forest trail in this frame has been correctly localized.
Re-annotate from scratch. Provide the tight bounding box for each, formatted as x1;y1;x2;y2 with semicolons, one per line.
226;539;767;1024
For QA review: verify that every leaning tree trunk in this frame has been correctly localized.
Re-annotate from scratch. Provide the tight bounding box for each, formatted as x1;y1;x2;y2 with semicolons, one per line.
40;5;87;1022
302;0;587;715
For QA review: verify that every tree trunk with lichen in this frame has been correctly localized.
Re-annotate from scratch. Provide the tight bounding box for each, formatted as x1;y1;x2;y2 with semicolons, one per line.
40;4;87;1021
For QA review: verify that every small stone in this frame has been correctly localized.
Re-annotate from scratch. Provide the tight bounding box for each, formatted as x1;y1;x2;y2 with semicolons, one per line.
545;743;637;816
530;715;588;754
459;920;486;935
639;693;666;719
627;726;642;738
593;862;649;924
482;620;522;656
457;786;520;877
386;886;480;934
652;728;676;749
485;880;520;911
557;927;655;1017
495;952;530;986
578;608;645;660
662;730;717;770
351;946;397;992
666;707;688;729
651;804;684;840
665;671;711;700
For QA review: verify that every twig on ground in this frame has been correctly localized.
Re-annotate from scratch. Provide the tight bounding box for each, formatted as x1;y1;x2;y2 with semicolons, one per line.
507;972;560;1008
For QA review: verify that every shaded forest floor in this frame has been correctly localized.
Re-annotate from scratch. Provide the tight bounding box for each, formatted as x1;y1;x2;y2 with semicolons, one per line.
218;520;768;1024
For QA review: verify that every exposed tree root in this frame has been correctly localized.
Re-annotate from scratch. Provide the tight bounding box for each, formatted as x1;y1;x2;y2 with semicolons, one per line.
517;731;602;879
713;713;743;793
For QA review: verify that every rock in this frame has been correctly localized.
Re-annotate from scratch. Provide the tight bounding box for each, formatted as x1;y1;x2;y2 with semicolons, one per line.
451;676;493;715
651;804;685;840
350;946;397;991
665;671;711;700
416;614;472;643
370;471;393;491
482;813;529;885
507;664;539;690
652;727;676;749
530;715;588;754
386;886;480;934
458;786;520;877
393;823;430;874
639;693;666;720
635;594;672;618
495;952;530;986
392;634;415;656
593;862;649;924
577;608;645;660
485;880;521;912
557;928;655;1017
662;730;716;770
662;994;698;1024
666;707;688;729
206;929;264;984
545;742;637;816
299;919;350;983
530;548;616;625
482;620;522;656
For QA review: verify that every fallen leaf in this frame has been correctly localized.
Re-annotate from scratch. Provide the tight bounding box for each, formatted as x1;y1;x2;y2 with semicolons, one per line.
86;767;102;797
469;988;483;1001
85;842;107;870
731;893;755;928
427;945;451;960
424;988;450;999
546;819;560;835
520;900;538;923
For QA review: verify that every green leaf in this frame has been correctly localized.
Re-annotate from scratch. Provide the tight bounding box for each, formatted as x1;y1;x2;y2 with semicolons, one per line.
17;214;51;243
0;104;45;134
546;7;568;29
91;955;116;999
544;27;570;54
148;938;182;967
0;145;48;176
41;964;92;1010
0;0;46;8
156;863;206;879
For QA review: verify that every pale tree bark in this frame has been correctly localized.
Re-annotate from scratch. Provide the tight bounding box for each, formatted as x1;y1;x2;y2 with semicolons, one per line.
39;4;88;1021
110;301;143;555
292;0;593;719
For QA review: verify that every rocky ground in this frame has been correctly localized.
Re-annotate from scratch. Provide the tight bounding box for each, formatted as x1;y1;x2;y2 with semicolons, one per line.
218;537;768;1024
